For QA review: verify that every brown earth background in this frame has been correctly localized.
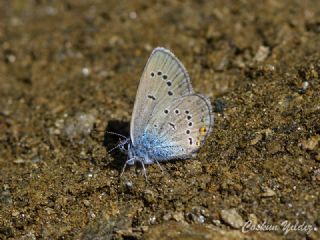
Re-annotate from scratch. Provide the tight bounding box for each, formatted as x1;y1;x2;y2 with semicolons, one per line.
0;0;320;239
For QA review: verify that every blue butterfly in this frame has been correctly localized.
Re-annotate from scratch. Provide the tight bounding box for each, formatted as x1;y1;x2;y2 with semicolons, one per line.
110;47;214;179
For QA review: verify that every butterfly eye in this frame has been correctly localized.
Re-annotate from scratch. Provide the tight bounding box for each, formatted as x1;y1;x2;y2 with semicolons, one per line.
150;72;155;77
186;130;190;134
188;122;193;127
188;138;193;145
185;110;190;114
157;71;162;76
168;91;173;96
162;75;168;80
175;109;180;114
164;109;169;114
187;115;192;120
166;81;172;86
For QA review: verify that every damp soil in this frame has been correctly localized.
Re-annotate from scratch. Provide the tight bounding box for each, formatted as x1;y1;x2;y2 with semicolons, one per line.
0;1;320;239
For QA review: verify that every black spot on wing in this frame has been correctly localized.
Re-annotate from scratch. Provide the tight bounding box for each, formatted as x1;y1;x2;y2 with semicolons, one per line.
147;95;156;100
168;122;176;130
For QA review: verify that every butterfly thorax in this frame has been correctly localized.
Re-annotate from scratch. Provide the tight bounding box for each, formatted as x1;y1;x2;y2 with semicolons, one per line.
129;132;179;164
129;133;156;165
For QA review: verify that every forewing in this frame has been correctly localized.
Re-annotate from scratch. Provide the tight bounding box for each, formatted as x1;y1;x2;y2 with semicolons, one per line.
130;47;193;144
146;94;214;160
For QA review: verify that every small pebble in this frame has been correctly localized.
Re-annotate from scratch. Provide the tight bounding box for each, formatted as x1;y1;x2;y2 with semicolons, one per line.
220;209;244;229
83;200;90;207
23;232;36;240
302;81;309;90
129;11;137;19
125;180;133;188
63;112;96;139
302;135;320;150
0;189;12;205
198;215;205;224
143;190;155;204
13;158;25;164
82;67;90;77
298;81;310;94
254;45;269;62
11;210;19;217
172;212;185;222
266;142;282;154
212;219;221;226
250;133;262;145
261;187;276;197
163;213;172;221
6;54;16;63
45;207;55;215
149;216;156;224
248;214;258;225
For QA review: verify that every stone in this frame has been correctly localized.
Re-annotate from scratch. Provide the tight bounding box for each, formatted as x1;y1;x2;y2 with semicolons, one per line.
220;209;244;229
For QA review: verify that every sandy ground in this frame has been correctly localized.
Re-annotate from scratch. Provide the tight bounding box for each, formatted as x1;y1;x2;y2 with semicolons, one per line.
0;0;320;239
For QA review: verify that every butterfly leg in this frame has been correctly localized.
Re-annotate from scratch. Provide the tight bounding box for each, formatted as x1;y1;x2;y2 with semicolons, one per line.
120;157;135;177
120;162;128;177
155;159;165;175
139;160;149;182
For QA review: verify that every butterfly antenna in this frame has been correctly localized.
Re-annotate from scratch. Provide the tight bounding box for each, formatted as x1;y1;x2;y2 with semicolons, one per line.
105;131;127;139
107;144;122;154
107;138;129;154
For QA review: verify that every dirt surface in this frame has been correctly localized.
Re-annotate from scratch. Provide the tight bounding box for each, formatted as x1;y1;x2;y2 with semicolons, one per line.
0;0;320;239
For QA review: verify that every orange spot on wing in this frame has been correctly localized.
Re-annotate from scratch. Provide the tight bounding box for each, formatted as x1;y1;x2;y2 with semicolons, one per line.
199;127;207;135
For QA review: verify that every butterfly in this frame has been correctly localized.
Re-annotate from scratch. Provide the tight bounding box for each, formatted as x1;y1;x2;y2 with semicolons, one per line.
111;47;214;179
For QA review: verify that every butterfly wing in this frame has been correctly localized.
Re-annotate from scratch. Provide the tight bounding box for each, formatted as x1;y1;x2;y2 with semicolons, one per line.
130;47;193;145
145;94;214;161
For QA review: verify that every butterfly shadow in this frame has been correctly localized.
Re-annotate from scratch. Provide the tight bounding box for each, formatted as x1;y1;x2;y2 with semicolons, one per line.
103;120;130;171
